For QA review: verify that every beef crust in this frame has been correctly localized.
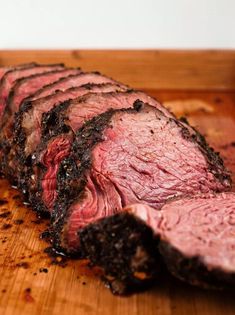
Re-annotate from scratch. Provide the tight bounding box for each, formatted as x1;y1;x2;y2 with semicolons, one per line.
79;210;235;295
79;212;160;295
159;241;235;288
51;108;117;253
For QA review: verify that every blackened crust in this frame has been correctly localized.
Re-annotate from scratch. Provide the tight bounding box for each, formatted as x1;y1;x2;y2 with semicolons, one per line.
41;100;71;138
52;106;142;253
40;90;142;140
178;117;231;186
51;108;117;253
79;212;161;295
159;241;235;288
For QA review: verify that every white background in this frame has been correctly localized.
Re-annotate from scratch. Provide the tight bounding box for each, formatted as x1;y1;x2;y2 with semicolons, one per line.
0;0;234;49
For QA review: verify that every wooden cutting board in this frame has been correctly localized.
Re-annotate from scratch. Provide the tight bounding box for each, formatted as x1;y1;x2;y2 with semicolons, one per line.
0;50;235;315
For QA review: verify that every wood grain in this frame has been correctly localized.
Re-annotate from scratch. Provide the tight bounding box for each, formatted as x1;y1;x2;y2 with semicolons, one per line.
0;51;235;315
0;50;235;90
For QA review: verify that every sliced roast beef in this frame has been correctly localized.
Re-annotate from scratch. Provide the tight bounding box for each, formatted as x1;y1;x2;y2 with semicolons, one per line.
0;67;10;81
29;72;127;100
1;68;81;139
0;68;81;178
14;73;128;160
13;83;127;195
80;193;235;294
27;91;168;214
0;63;37;82
42;90;173;138
51;102;230;255
156;192;235;288
0;63;64;119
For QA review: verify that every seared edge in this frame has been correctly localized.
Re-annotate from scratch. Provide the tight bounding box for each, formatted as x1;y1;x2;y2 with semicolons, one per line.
79;212;161;295
159;241;235;288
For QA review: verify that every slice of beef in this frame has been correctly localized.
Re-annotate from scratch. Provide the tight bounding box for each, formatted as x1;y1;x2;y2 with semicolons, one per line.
13;84;126;198
0;63;37;82
80;192;235;294
42;90;173;138
20;84;128;209
29;71;127;100
14;73;128;160
0;68;81;178
27;91;168;214
1;68;81;138
51;102;230;255
0;67;10;81
0;63;64;119
156;192;235;288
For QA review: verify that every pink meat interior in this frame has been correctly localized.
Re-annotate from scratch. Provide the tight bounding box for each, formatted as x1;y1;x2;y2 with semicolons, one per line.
41;135;72;210
10;68;80;114
0;64;64;118
157;193;235;272
66;107;227;249
23;83;126;156
34;72;125;99
39;85;127;211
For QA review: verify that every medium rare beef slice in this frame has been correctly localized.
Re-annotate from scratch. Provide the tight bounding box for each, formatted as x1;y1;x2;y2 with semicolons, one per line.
24;91;162;213
2;68;81;139
30;71;127;100
1;68;81;179
25;84;128;212
0;63;38;82
0;63;64;119
10;73;126;186
156;193;235;288
52;102;230;254
41;90;172;138
15;73;128;161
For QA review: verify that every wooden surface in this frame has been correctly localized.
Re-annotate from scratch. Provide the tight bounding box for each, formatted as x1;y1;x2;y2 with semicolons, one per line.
0;51;235;315
1;50;235;90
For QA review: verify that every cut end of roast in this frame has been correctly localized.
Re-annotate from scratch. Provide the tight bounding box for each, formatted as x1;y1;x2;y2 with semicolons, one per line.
157;192;235;285
80;193;235;292
79;211;161;295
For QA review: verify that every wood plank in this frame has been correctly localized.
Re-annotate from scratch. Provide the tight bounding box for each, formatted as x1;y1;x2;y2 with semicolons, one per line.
0;50;235;90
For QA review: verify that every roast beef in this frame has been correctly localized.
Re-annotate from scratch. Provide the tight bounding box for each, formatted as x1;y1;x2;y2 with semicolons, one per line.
0;68;81;178
0;67;11;80
27;91;168;214
14;83;127;198
0;63;38;82
8;73;125;182
41;90;173;138
1;68;81;139
29;72;127;100
51;102;230;255
0;67;8;78
14;72;127;160
80;193;235;294
0;63;64;119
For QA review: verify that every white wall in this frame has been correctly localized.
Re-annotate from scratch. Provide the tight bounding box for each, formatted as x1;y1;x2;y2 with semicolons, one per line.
0;0;234;49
